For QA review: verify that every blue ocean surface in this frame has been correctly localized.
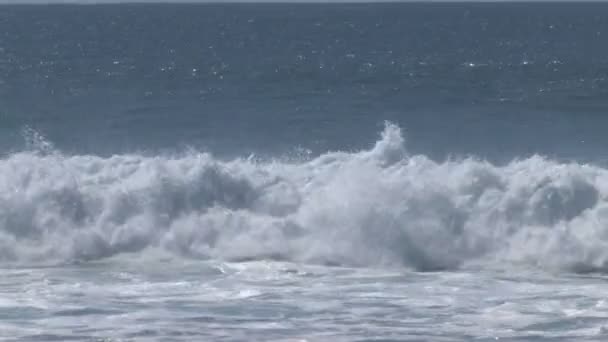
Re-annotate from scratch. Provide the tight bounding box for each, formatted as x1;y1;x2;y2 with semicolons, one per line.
2;3;608;341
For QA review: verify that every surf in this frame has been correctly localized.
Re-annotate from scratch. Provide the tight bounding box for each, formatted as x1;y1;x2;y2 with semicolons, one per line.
1;122;607;273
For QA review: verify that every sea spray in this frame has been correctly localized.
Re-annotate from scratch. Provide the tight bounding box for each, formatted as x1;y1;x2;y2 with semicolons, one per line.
1;122;607;272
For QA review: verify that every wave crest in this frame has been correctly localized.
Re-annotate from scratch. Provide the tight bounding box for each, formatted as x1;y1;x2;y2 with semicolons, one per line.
1;122;608;273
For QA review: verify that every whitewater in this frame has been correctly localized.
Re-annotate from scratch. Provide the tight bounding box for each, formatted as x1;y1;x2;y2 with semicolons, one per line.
2;122;608;272
4;123;608;341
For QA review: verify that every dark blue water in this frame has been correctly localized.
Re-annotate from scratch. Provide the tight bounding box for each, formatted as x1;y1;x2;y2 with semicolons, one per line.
1;3;608;161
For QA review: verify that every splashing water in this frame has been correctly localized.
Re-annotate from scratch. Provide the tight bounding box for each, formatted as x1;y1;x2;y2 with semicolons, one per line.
1;122;607;273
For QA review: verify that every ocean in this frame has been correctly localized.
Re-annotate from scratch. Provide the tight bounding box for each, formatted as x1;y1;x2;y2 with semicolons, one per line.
2;2;608;341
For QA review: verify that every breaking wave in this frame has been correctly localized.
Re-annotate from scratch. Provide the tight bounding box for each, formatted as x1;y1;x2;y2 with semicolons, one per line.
2;122;608;273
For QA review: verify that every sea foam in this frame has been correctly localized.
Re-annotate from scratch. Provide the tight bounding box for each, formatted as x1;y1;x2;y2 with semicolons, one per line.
1;122;607;272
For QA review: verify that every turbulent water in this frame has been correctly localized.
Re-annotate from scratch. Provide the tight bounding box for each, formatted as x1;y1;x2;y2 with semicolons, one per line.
3;3;608;341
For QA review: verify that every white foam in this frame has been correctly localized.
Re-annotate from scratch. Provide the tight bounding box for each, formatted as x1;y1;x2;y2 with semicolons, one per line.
2;122;608;272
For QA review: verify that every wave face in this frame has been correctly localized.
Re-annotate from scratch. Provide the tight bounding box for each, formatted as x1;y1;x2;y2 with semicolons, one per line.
2;122;608;272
